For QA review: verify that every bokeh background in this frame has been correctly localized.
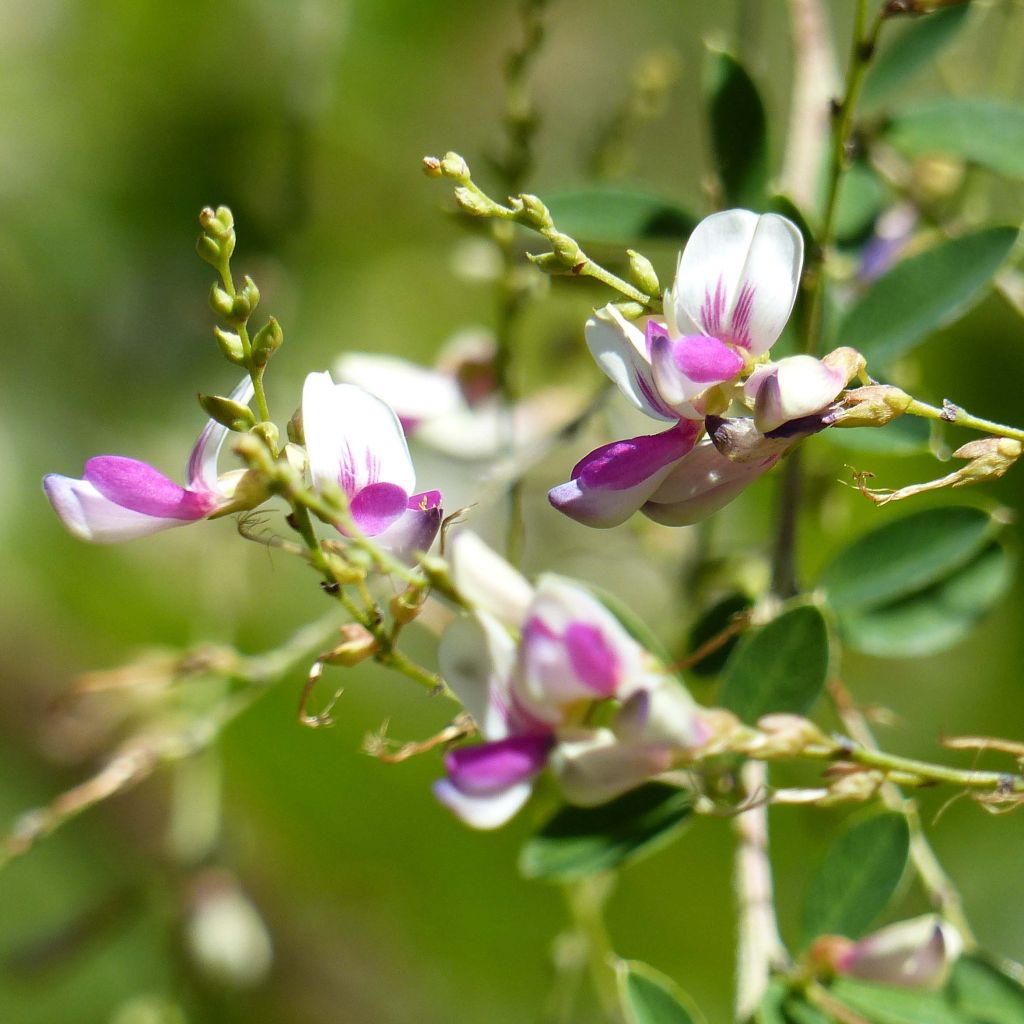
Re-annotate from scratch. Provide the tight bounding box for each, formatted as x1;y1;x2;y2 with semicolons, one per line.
2;1;1023;1021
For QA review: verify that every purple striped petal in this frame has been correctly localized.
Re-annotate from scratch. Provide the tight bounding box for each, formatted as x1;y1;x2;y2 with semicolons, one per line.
549;421;699;529
444;734;553;796
84;457;215;520
672;335;745;383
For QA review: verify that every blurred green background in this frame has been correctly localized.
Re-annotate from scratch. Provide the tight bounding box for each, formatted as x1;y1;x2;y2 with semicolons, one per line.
2;1;1024;1021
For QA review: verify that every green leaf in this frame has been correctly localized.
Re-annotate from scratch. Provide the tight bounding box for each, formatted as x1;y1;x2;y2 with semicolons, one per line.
839;227;1019;364
885;99;1024;179
720;606;829;725
519;784;692;882
801;813;910;945
838;542;1013;657
862;6;971;108
685;593;753;678
820;505;997;613
824;415;932;456
617;960;706;1024
829;978;971;1024
542;188;697;244
757;982;831;1024
949;954;1024;1024
704;48;768;207
835;161;888;244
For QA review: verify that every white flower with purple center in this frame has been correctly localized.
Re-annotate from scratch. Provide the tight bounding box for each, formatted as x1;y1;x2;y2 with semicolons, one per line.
301;372;443;560
433;532;709;829
550;209;804;529
44;377;257;543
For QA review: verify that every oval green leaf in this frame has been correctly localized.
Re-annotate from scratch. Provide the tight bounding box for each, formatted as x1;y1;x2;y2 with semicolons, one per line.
829;978;972;1024
819;505;997;613
838;542;1013;657
950;955;1024;1024
801;812;910;945
720;605;829;725
519;783;692;882
838;227;1019;365
542;188;697;244
685;592;753;678
617;960;706;1024
885;99;1024;179
835;161;889;244
862;6;970;108
704;48;768;208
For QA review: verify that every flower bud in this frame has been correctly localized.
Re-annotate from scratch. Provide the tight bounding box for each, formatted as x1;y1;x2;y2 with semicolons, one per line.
440;151;471;182
198;393;256;432
286;405;304;444
250;421;279;453
453;186;491;217
324;623;379;666
250;317;283;368
199;205;234;240
196;234;222;267
422;155;442;177
626;249;660;296
390;584;427;624
213;326;246;365
550;232;582;266
323;553;366;585
209;283;234;319
517;193;553;229
754;714;830;756
821;346;866;384
211;468;271;516
952;437;1022;484
830;384;912;428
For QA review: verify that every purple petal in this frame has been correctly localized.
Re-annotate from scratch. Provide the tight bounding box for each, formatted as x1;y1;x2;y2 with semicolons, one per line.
444;734;553;796
85;457;214;520
672;334;745;383
370;495;443;561
564;622;621;696
549;421;699;529
349;481;409;535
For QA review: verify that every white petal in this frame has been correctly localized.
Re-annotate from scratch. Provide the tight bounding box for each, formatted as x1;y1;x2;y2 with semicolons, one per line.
748;356;845;433
841;915;962;990
671;210;803;356
433;777;533;829
334;352;461;423
585;306;675;422
43;475;191;543
187;375;256;491
549;728;672;806
438;611;517;741
614;680;709;750
301;373;415;497
448;530;533;630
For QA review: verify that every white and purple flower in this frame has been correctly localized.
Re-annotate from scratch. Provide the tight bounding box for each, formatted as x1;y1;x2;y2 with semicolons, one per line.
434;532;709;828
301;372;443;559
44;377;258;543
550;209;804;529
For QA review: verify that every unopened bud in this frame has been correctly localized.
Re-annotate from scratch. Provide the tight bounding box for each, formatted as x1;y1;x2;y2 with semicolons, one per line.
250;317;283;368
822;768;884;804
626;249;660;296
199;205;234;240
283;442;307;478
422;155;442;177
323;553;366;585
549;232;582;265
211;469;271;517
390;585;427;624
209;283;234;319
830;385;912;428
755;713;830;756
517;193;553;229
324;623;379;666
821;346;866;385
251;421;279;453
196;235;222;267
440;151;470;183
453;186;491;217
198;393;256;431
951;437;1022;484
213;326;246;364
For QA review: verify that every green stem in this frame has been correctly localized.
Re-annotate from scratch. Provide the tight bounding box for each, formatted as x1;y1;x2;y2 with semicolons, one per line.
905;398;1024;445
563;876;619;1021
217;259;272;424
803;0;885;355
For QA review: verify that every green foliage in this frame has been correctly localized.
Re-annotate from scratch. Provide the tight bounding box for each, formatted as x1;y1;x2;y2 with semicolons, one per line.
801;813;910;945
758;982;831;1024
703;48;768;208
541;188;696;244
685;592;752;677
820;506;1008;657
828;978;971;1024
885;99;1024;179
949;955;1024;1024
824;415;931;456
834;161;889;244
862;6;971;108
720;606;829;724
519;784;692;882
838;227;1019;364
617;960;706;1024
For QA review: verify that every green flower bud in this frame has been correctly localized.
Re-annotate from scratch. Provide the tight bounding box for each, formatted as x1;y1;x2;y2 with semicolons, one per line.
214;327;246;365
453;186;491;217
198;393;256;431
324;624;379;666
550;232;582;265
422;155;443;177
626;249;660;296
517;194;552;229
287;406;304;445
831;385;912;428
250;317;283;368
440;151;470;183
196;235;222;267
251;420;279;453
209;283;234;319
